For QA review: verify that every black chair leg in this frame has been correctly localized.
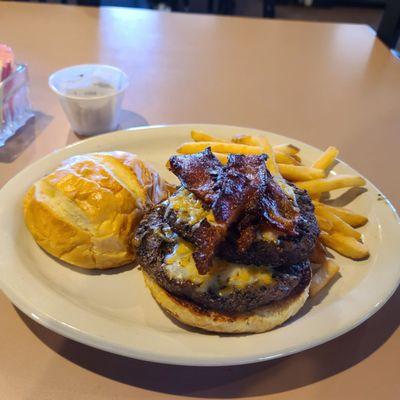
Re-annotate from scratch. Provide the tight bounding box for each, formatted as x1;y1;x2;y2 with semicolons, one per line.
170;0;185;11
377;0;400;49
263;0;276;18
76;0;100;5
217;0;235;15
188;0;209;13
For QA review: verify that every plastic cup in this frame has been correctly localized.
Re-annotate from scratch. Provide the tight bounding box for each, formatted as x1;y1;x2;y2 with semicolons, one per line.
49;64;129;136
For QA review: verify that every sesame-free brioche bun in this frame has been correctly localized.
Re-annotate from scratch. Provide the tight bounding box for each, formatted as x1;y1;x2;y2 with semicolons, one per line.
143;271;309;334
24;151;172;269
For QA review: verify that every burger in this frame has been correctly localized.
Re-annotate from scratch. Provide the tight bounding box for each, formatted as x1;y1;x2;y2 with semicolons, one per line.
136;148;319;333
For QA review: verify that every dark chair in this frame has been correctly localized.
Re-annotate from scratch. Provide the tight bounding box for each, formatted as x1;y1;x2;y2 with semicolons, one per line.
263;0;276;18
188;0;277;16
377;0;400;49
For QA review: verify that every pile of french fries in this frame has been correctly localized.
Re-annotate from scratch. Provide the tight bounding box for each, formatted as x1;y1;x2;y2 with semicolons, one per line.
173;130;370;297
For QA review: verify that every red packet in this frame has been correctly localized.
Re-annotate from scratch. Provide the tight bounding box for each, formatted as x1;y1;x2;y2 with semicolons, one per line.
0;44;15;81
0;45;16;124
0;46;33;146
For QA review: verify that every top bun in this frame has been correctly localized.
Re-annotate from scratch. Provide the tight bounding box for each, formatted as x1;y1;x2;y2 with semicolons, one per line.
24;151;172;269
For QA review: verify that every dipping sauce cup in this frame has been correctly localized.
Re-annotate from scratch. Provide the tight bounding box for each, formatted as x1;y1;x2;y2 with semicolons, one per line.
49;64;129;136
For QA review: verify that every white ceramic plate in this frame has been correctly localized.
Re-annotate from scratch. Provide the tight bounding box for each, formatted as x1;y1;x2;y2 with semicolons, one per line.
0;124;399;367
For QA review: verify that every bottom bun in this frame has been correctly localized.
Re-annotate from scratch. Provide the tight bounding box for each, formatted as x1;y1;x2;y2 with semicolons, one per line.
143;271;310;334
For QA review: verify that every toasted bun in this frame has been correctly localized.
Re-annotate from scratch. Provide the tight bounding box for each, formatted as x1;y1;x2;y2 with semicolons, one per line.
24;152;172;269
143;271;309;334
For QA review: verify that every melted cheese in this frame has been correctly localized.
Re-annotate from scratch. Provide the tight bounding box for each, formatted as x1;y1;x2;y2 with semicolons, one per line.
164;240;203;283
259;228;279;242
275;176;296;201
167;188;215;225
164;239;274;295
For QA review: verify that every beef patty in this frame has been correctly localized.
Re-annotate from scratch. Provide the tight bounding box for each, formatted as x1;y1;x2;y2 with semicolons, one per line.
219;185;319;267
137;205;311;314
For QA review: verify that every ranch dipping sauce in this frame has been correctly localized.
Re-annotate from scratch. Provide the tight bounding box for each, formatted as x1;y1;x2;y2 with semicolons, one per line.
49;64;129;136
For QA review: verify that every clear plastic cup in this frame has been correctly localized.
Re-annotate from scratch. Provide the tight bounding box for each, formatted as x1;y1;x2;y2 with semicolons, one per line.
49;64;129;136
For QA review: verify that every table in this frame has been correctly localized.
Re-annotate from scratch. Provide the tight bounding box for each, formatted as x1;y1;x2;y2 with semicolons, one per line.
0;2;399;399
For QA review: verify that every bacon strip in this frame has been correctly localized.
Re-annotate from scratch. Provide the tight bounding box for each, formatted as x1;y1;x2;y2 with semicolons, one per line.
259;176;298;235
168;148;223;205
168;149;299;274
212;154;266;224
191;220;224;275
235;216;259;253
190;155;266;273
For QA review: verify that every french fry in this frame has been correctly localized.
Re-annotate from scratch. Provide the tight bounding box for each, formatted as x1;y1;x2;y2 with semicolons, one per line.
292;154;302;163
295;175;366;195
191;130;226;143
177;141;263;155
259;138;279;175
273;143;300;155
232;134;279;175
231;134;259;147
310;240;329;264
278;164;325;181
310;258;340;297
319;231;369;259
212;152;229;164
312;146;339;171
316;215;333;232
313;202;368;228
315;206;361;240
274;151;300;165
310;193;321;201
311;263;322;273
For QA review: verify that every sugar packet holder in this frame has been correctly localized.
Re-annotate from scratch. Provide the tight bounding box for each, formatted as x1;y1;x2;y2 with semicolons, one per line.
0;64;34;147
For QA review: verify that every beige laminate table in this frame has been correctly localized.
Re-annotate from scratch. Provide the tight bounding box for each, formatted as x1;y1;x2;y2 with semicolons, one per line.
0;2;399;399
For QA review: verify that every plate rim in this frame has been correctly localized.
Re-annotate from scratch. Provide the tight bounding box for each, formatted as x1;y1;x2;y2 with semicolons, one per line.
0;123;399;367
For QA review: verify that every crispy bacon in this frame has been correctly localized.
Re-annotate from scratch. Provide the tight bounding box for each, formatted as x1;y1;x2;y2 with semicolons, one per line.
235;216;259;253
214;153;298;246
212;154;266;223
168;149;299;274
191;220;224;275
259;176;298;235
190;155;265;273
168;148;223;205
